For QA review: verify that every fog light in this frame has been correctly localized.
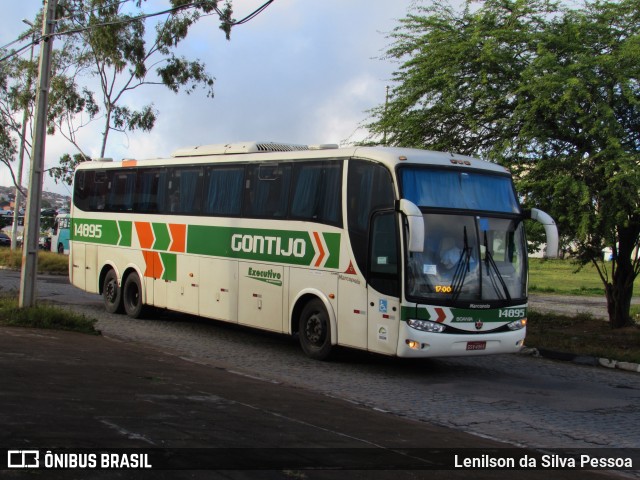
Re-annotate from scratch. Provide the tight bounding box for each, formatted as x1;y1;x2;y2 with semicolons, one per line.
408;318;446;333
406;339;422;350
507;318;527;331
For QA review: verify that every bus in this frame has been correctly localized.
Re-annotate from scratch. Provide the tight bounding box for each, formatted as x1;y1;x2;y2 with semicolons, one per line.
51;213;71;254
69;141;558;360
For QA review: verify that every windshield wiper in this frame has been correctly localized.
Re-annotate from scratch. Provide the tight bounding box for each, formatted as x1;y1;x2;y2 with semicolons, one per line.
451;226;472;302
484;231;511;301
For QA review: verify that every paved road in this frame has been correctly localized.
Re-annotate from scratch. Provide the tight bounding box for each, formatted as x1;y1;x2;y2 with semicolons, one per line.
2;271;639;454
528;294;640;319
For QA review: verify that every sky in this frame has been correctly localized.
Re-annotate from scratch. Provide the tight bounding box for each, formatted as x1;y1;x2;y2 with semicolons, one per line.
1;0;418;197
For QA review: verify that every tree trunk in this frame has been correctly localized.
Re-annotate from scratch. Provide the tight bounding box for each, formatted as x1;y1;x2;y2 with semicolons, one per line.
605;281;633;329
605;224;639;329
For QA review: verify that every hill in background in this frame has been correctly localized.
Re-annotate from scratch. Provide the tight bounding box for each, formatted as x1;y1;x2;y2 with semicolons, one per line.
0;185;70;212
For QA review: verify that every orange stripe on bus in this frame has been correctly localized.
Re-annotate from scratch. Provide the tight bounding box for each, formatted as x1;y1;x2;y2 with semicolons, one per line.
122;159;137;167
313;231;326;267
142;250;163;279
168;224;186;253
135;222;154;249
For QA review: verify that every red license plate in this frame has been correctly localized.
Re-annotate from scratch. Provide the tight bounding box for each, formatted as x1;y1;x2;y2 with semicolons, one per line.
466;341;486;351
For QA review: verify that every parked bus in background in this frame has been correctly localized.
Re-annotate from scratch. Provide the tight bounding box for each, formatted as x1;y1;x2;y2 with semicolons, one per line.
69;142;558;360
51;213;71;254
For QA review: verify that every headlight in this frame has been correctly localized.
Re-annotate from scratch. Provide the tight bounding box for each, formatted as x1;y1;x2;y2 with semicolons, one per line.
407;318;446;333
507;318;527;331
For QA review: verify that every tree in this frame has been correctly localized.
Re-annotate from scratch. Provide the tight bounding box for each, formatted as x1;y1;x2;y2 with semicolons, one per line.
48;0;233;184
366;0;640;328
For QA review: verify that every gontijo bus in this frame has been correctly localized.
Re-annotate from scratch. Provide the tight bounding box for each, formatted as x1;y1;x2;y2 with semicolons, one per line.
69;141;558;359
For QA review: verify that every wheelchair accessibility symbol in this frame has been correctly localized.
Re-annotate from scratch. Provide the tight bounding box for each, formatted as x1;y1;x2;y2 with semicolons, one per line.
379;299;388;313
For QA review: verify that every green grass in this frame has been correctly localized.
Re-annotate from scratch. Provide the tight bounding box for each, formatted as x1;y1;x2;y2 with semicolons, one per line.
0;248;69;275
0;295;99;335
527;258;637;296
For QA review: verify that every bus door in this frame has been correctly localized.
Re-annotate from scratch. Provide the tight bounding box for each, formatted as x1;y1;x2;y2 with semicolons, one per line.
199;257;238;322
166;255;199;315
238;262;284;332
70;242;98;293
367;211;401;355
337;267;368;349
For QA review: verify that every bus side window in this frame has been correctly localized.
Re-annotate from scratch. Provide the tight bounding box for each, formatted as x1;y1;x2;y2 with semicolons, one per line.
107;171;136;211
244;164;291;218
290;161;342;226
135;169;166;213
369;211;399;296
347;160;395;275
203;166;244;216
166;168;203;214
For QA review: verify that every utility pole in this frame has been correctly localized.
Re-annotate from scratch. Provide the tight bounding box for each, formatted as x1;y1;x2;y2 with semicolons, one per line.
19;0;58;308
11;19;36;251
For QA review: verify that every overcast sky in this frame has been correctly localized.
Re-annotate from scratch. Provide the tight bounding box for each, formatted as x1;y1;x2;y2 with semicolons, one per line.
1;0;416;196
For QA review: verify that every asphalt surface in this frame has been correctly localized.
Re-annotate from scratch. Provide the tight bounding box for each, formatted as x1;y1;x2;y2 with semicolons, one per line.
0;326;634;479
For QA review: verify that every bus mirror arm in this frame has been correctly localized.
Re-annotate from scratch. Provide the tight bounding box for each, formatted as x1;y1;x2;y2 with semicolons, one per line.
398;199;424;253
526;208;559;258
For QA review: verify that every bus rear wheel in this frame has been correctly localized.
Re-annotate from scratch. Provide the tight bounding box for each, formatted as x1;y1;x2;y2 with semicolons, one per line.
299;299;332;360
123;272;145;318
103;269;123;314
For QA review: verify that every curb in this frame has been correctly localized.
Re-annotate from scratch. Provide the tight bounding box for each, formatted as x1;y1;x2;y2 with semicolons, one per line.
519;347;640;373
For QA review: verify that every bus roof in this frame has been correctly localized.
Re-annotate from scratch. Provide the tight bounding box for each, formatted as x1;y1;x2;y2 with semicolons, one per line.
76;142;510;175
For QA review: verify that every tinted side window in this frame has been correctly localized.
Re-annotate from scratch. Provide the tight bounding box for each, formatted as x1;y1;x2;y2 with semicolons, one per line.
106;171;136;212
203;166;244;216
73;170;110;212
244;164;291;218
166;167;204;214
346;160;395;275
290;161;342;226
135;169;167;214
369;211;399;296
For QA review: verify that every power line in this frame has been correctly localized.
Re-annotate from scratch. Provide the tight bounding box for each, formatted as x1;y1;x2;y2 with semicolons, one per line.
0;40;39;64
0;0;276;64
54;1;207;38
227;0;274;26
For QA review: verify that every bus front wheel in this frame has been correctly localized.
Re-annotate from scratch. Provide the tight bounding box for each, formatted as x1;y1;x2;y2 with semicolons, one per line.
123;272;145;319
103;269;123;314
298;299;332;360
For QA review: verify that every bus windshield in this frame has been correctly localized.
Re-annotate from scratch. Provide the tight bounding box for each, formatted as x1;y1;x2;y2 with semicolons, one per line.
406;213;527;303
400;167;520;213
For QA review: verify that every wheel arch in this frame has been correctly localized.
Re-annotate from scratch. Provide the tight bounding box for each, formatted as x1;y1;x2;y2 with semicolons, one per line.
290;289;337;346
98;262;120;295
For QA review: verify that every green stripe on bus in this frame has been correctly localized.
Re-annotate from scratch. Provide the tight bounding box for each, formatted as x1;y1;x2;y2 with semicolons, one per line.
400;306;527;323
160;252;177;281
71;219;120;245
152;223;171;251
323;232;341;269
187;225;337;267
71;218;341;269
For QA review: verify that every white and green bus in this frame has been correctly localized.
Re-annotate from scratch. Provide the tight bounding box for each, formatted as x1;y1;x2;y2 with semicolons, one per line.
69;141;558;359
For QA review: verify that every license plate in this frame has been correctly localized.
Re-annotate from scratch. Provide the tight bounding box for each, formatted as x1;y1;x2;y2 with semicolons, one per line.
466;341;486;351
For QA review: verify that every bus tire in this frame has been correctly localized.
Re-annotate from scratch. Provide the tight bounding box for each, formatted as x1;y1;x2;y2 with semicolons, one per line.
103;269;123;314
123;272;145;319
298;299;332;360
